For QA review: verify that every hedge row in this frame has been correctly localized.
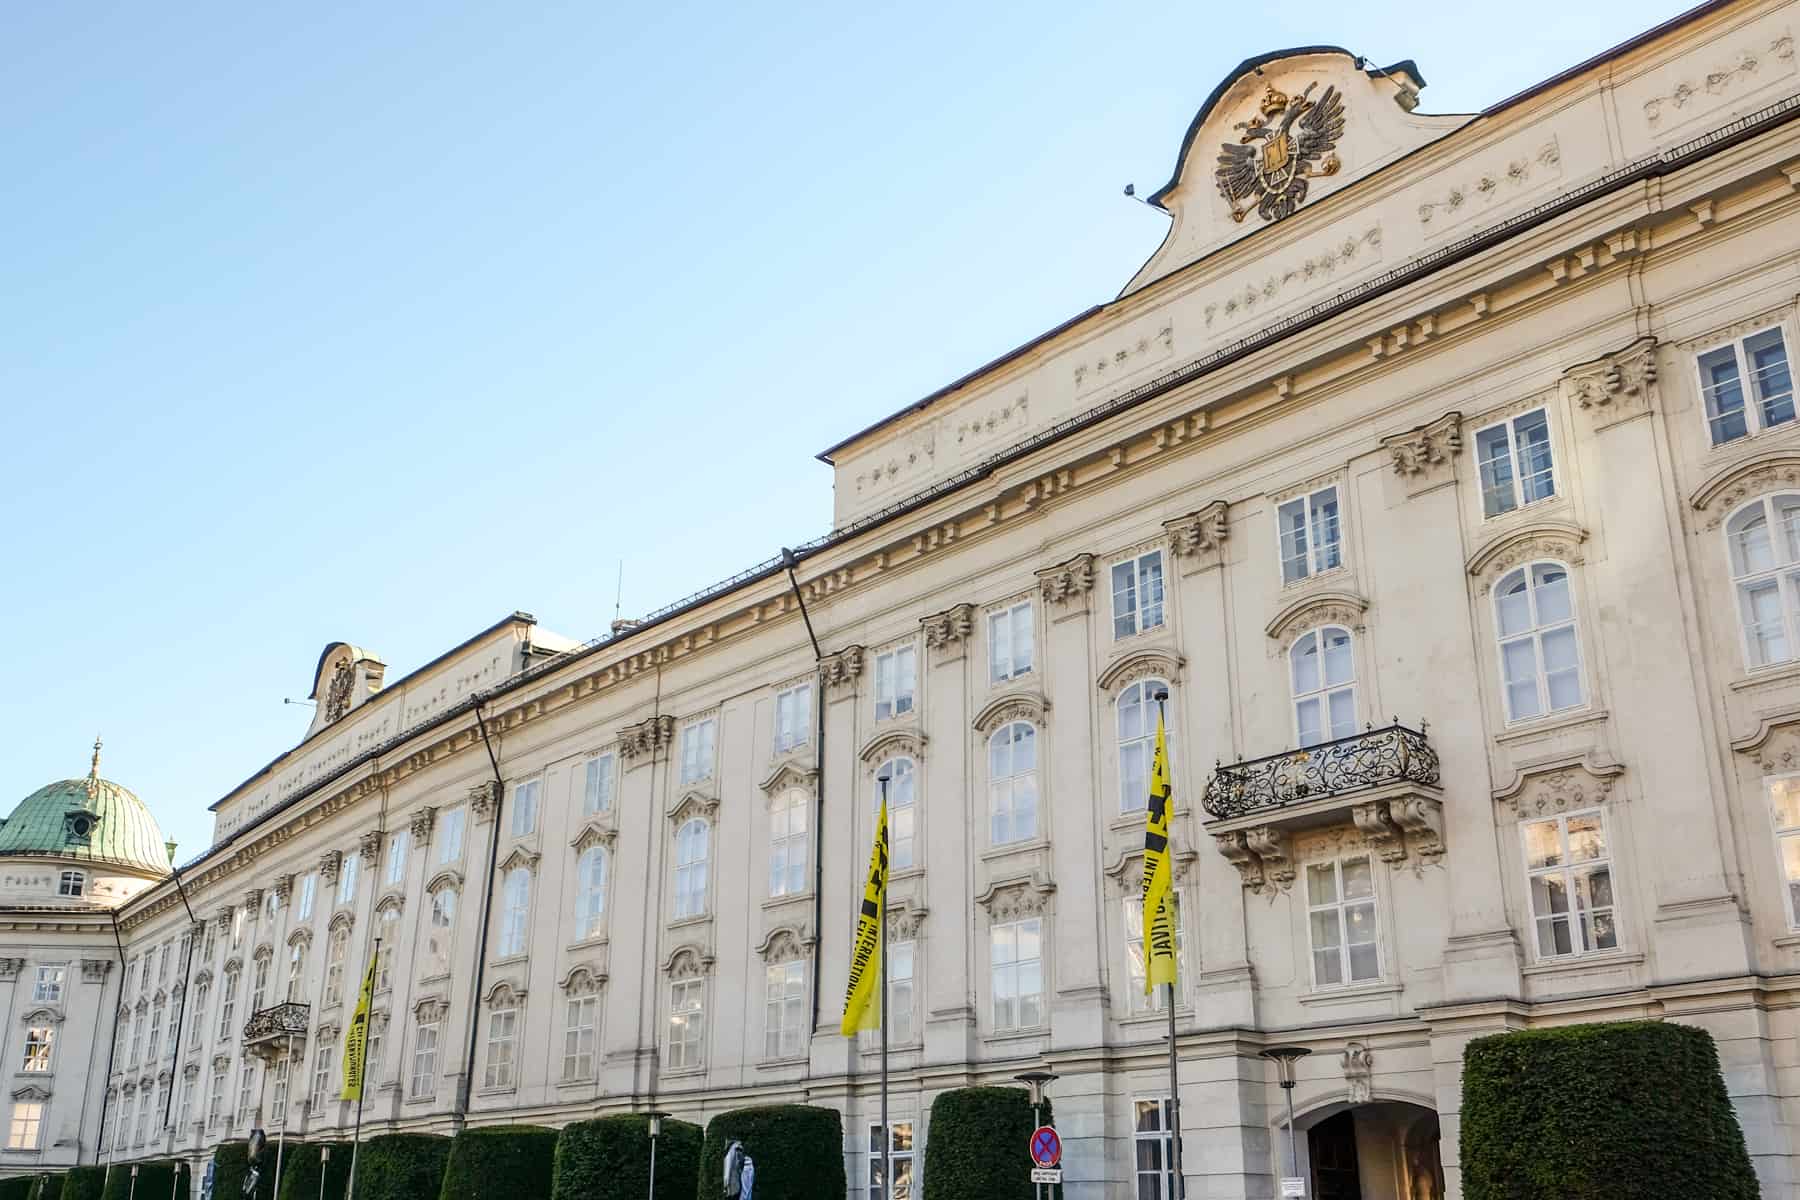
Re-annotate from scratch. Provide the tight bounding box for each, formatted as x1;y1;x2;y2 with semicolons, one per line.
351;1134;451;1200
28;1176;65;1200
700;1104;845;1200
274;1141;353;1200
0;1178;36;1200
552;1114;700;1200
58;1169;102;1200
100;1162;190;1200
441;1126;558;1200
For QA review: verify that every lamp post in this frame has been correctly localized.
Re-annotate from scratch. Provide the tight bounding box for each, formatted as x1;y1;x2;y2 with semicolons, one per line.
1014;1070;1057;1200
646;1111;670;1200
319;1145;332;1200
1260;1046;1312;1187
129;1163;139;1200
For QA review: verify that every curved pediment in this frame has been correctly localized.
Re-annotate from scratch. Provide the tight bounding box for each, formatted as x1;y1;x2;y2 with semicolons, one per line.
759;760;818;796
972;690;1051;735
1264;588;1370;647
1690;448;1800;528
858;728;927;767
570;821;617;854
1464;520;1588;588
1097;649;1184;695
1127;48;1456;294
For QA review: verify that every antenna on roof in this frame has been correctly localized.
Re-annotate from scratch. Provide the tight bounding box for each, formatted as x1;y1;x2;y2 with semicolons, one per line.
1122;183;1157;209
613;560;625;626
283;698;316;708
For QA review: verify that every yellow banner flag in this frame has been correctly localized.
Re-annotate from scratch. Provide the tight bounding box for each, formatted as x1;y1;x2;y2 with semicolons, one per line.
840;800;889;1036
1141;707;1177;995
340;947;379;1101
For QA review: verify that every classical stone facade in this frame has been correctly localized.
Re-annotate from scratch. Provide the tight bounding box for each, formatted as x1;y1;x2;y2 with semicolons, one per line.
13;4;1800;1197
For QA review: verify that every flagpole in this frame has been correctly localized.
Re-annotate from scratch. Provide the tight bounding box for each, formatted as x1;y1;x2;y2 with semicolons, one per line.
877;775;891;1200
345;938;378;1200
1155;692;1185;1200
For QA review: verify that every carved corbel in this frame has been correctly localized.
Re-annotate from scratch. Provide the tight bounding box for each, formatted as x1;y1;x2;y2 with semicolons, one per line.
242;887;264;914
467;780;499;821
1390;795;1445;861
920;604;975;658
1563;337;1659;430
80;959;113;983
271;874;294;903
409;805;437;847
317;851;343;884
617;715;676;764
1035;553;1096;609
1162;501;1229;572
1351;800;1408;864
359;829;385;862
1213;831;1266;892
1380;411;1462;495
0;959;24;981
820;645;865;696
1243;826;1294;889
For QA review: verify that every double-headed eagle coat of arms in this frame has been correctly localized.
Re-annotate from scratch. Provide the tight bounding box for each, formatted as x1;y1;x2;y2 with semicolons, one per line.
1216;82;1345;224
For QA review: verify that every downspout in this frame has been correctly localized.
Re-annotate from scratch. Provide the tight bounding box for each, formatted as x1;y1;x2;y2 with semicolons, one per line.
161;864;202;1132
781;548;828;1029
96;911;128;1165
457;694;507;1124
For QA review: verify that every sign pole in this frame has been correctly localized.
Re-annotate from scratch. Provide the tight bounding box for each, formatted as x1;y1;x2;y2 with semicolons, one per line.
1166;981;1183;1200
878;777;891;1200
344;938;378;1200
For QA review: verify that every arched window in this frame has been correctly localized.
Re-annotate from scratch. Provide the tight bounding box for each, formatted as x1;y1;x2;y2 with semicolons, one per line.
988;723;1038;845
876;758;917;869
324;927;348;1007
190;980;210;1046
1727;494;1800;667
250;952;271;1012
674;820;709;918
483;986;519;1090
499;869;531;957
1117;680;1172;812
575;846;609;939
768;790;809;898
375;905;401;990
1496;562;1583;720
427;887;457;978
1291;627;1356;747
286;940;307;1001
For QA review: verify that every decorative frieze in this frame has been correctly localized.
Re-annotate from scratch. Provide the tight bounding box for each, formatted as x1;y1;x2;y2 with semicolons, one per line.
617;715;676;762
1036;553;1096;606
1493;756;1624;816
1563;337;1659;430
920;603;975;654
1162;501;1229;570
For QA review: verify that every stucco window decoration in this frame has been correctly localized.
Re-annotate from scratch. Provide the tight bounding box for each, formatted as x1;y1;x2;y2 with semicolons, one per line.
1726;493;1800;668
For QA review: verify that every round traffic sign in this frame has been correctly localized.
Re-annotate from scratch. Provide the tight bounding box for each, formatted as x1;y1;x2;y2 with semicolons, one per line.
1029;1125;1061;1167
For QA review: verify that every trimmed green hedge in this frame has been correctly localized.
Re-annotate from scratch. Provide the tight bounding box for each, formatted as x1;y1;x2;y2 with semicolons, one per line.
100;1162;191;1200
439;1126;558;1200
213;1142;277;1200
552;1114;701;1200
698;1106;844;1200
275;1142;353;1200
0;1177;39;1200
921;1087;1052;1200
354;1134;452;1200
1462;1020;1757;1199
59;1168;104;1200
27;1174;64;1200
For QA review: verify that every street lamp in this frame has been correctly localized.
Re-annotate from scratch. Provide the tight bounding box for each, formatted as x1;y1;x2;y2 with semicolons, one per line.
645;1111;671;1200
1013;1071;1058;1200
1260;1046;1312;1183
129;1164;139;1200
318;1145;332;1200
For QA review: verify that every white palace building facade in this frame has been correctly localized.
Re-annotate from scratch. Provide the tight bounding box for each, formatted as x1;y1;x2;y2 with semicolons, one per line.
13;2;1800;1196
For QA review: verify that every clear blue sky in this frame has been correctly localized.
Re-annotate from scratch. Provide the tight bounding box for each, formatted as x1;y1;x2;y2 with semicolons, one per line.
2;0;1690;859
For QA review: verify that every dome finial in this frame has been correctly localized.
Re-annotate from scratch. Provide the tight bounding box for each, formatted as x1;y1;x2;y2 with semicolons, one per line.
89;736;102;780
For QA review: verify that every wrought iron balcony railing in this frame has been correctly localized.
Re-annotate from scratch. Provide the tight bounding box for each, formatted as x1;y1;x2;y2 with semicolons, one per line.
1201;722;1440;821
243;1001;310;1044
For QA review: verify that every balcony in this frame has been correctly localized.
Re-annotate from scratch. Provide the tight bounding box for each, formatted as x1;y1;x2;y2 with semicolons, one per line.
242;1001;310;1064
1201;723;1444;891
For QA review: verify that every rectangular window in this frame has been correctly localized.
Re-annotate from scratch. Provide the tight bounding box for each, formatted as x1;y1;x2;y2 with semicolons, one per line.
763;961;806;1059
990;917;1044;1031
562;995;597;1082
667;979;704;1070
270;1059;290;1128
128;1011;143;1066
1699;326;1794;445
236;1062;256;1126
383;830;410;888
297;873;317;921
769;791;809;898
510;780;540;838
583;754;616;816
148;1002;164;1064
1523;810;1618;959
7;1101;42;1151
310;1044;334;1112
483;1006;518;1089
774;684;812;753
889;941;914;1044
115;1094;133;1152
232;907;245;947
1277;485;1343;584
874;647;917;721
207;1066;226;1130
1475;408;1556;517
1770;776;1800;927
160;941;173;984
1133;1098;1178;1200
1124;895;1185;1011
366;1018;384;1085
410;1017;439;1099
57;870;84;898
680;719;717;786
1306;856;1381;986
337;854;360;905
989;601;1035;684
867;1122;915;1200
1111;551;1167;639
438;809;466;863
21;1026;53;1073
177;1073;192;1129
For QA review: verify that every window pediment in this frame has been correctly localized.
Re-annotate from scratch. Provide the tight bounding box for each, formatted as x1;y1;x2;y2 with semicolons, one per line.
886;901;927;942
192;968;213;988
482;979;526;1006
668;792;719;826
759;760;818;795
497;847;541;874
756;925;813;963
426;869;464;895
412;995;448;1022
1691;449;1800;529
859;728;926;766
976;874;1056;923
11;1085;48;1103
376;895;405;918
19;1007;61;1027
1492;752;1624;815
1265;588;1369;648
1103;846;1198;893
570;822;617;854
560;965;606;995
1097;648;1184;695
1733;705;1800;773
326;913;354;934
284;929;311;950
662;945;714;978
1464;521;1587;590
973;690;1051;735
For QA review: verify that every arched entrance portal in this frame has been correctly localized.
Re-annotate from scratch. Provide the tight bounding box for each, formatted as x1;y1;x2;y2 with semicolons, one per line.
1286;1100;1442;1200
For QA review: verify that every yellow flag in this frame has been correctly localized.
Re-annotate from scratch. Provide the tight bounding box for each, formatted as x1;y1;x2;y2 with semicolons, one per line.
840;800;889;1035
1141;708;1177;994
340;948;378;1101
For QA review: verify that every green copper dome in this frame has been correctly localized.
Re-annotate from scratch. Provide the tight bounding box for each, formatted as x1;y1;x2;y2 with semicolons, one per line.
0;743;172;876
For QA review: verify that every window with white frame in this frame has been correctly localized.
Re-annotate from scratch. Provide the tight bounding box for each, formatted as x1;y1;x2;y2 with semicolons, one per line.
1124;894;1185;1012
190;980;209;1047
562;993;597;1081
161;941;174;985
1133;1097;1178;1200
680;719;717;786
483;989;519;1089
176;1073;192;1129
583;753;616;816
7;1099;42;1151
1726;494;1800;668
510;780;540;838
324;928;347;1007
207;1064;226;1129
438;809;466;863
286;940;308;1001
310;1043;334;1111
376;905;400;990
499;868;531;958
1306;856;1380;986
57;870;84;898
875;758;917;870
575;845;609;939
1117;680;1172;813
1495;562;1584;721
148;999;164;1063
115;1092;133;1151
31;966;62;1005
366;1014;385;1084
989;600;1034;683
235;1062;256;1126
667;978;704;1070
1768;776;1800;926
128;1009;143;1066
1278;485;1342;584
1522;810;1617;959
775;683;812;753
889;940;915;1044
874;646;917;721
383;830;410;888
1698;326;1794;445
988;722;1038;845
674;820;709;918
427;887;457;977
410;1012;439;1099
270;1058;289;1127
768;790;809;898
1291;627;1356;747
202;923;217;963
336;853;360;905
251;953;270;1012
1475;408;1556;517
990;917;1044;1031
764;961;806;1059
219;966;239;1039
867;1121;915;1200
1111;550;1167;640
264;889;279;923
232;907;245;947
297;872;317;920
21;1026;53;1073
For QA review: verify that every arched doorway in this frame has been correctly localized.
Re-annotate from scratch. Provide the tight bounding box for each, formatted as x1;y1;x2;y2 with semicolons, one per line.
1281;1100;1442;1200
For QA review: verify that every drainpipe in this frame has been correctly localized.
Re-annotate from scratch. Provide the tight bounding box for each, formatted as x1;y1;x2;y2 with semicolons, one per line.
97;911;129;1165
457;694;507;1124
161;864;202;1131
780;548;828;1029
